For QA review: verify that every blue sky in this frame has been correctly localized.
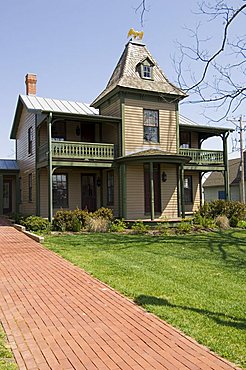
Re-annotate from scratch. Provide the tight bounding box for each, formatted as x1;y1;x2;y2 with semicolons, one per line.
0;0;244;158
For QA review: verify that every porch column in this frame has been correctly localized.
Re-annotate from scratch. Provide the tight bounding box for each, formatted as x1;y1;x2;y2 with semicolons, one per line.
15;174;20;214
180;164;185;218
47;113;53;222
223;133;230;200
0;174;3;215
149;162;155;221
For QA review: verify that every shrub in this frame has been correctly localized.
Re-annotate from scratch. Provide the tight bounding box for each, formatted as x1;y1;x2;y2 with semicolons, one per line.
237;220;246;228
157;222;171;235
215;215;230;230
110;219;127;232
20;216;51;232
52;210;74;231
196;200;246;222
229;215;239;228
131;221;149;234
73;208;89;228
193;214;216;229
85;217;111;233
93;207;113;221
176;221;192;234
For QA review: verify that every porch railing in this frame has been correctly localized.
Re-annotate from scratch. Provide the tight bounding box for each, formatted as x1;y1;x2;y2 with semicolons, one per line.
179;148;224;165
38;141;116;162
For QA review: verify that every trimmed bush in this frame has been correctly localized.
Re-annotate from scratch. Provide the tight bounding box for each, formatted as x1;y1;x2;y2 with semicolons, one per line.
20;216;51;232
93;207;113;221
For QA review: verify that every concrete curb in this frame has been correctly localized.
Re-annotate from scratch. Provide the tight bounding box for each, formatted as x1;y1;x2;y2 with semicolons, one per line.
13;224;44;243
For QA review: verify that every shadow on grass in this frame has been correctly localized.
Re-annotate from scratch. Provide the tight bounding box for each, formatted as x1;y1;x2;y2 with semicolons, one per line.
135;294;246;330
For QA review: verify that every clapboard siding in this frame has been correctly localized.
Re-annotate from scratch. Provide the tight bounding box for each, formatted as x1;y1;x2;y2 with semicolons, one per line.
100;98;121;117
124;99;177;155
102;123;118;145
126;164;145;219
191;132;199;148
17;108;36;216
160;164;178;218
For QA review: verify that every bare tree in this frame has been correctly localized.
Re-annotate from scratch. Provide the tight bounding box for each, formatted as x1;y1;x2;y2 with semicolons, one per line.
173;1;246;121
135;0;148;27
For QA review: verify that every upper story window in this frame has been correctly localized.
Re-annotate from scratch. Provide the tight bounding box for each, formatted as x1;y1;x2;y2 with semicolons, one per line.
52;121;66;141
140;58;154;80
144;109;159;143
180;131;191;148
28;127;33;155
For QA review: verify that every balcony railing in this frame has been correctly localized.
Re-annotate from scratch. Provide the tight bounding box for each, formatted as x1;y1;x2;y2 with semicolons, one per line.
179;148;224;165
38;141;116;163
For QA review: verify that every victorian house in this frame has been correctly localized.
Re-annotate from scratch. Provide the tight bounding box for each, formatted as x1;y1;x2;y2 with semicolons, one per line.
2;40;232;220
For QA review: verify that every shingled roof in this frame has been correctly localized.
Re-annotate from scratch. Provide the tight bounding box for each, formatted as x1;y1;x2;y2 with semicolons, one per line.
91;41;186;107
203;157;241;187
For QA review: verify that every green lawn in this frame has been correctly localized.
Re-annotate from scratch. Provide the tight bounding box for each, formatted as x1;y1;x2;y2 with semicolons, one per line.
45;230;246;368
0;325;16;370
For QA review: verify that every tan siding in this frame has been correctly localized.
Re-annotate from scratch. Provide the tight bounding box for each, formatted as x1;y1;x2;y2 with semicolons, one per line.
124;99;177;155
126;164;145;219
100;99;121;117
160;164;178;218
17;108;36;216
101;123;118;145
185;171;200;212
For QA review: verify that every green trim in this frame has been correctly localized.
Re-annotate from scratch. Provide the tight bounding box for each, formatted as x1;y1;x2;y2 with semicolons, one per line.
149;162;155;221
118;166;122;217
116;154;190;165
180;165;185;219
0;175;3;215
184;165;225;171
48;114;53;222
52;161;113;168
35;114;39;216
177;165;181;217
223;132;230;200
180;124;233;135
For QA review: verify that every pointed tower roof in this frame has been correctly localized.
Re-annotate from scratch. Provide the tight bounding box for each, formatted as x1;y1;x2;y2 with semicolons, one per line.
91;41;187;107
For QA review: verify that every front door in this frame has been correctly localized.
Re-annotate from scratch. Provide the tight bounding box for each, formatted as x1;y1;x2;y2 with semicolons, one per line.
81;174;96;211
3;180;12;214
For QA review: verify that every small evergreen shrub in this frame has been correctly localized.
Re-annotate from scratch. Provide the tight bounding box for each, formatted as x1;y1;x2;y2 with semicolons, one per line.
110;219;127;232
176;221;192;234
20;216;51;232
52;210;74;231
73;208;89;228
85;217;111;233
131;221;149;234
215;215;230;230
93;207;113;221
193;214;216;229
237;220;246;228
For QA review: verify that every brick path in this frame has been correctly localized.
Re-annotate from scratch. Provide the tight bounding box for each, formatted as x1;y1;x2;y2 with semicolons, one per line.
0;222;241;370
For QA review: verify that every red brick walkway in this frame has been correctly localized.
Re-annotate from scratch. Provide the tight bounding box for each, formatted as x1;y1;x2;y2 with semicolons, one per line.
0;223;241;370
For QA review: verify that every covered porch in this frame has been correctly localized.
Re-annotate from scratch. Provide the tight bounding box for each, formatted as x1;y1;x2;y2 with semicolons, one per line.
0;160;20;215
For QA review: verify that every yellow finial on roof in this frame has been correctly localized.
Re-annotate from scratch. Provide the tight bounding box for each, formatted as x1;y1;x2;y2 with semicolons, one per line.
127;28;144;40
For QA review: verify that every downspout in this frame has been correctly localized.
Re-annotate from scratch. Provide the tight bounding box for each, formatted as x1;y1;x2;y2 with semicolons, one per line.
48;113;53;222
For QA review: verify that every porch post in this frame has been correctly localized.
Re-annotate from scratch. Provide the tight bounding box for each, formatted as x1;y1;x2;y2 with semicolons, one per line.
149;162;155;221
180;164;185;218
15;174;20;214
223;132;230;200
0;174;3;215
47;113;53;222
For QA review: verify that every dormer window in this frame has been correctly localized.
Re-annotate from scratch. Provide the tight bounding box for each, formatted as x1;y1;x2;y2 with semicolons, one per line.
140;58;154;80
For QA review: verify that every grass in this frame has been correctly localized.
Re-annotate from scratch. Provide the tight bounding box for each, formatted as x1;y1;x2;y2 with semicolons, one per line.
0;325;16;370
44;229;246;369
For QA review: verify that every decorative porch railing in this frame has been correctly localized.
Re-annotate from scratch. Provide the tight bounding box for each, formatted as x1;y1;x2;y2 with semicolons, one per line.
179;148;224;165
38;141;116;162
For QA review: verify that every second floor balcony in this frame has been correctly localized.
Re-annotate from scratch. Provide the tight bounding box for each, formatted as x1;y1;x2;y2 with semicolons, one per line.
38;140;116;165
179;148;224;166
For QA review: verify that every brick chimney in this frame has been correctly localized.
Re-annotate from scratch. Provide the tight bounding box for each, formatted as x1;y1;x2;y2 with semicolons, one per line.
25;73;37;95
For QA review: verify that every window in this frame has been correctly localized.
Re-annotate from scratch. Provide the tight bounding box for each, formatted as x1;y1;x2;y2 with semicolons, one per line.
140;59;153;79
144;109;159;143
28;127;33;155
107;171;114;205
28;174;32;202
52;174;68;208
180;131;191;148
184;175;192;204
218;190;225;200
52;121;66;141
